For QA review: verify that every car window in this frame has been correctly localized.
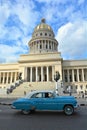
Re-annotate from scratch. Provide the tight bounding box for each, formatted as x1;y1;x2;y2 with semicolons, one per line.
45;92;54;98
31;92;42;98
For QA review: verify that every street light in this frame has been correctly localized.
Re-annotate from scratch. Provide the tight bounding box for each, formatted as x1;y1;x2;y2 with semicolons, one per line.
67;85;72;96
61;81;63;88
54;71;60;94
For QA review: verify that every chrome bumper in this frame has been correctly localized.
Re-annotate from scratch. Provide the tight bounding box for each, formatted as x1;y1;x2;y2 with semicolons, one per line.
11;105;16;109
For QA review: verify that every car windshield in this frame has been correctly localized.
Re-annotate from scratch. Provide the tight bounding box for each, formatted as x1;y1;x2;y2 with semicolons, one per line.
24;91;35;99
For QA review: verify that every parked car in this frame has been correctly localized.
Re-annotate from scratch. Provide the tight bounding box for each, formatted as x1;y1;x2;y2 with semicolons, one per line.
11;90;78;115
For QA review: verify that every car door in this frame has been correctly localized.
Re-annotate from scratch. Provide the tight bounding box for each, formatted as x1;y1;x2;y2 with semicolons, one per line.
42;92;59;110
30;92;46;110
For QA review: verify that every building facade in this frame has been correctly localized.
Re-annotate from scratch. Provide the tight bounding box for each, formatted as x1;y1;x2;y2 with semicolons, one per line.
0;19;87;95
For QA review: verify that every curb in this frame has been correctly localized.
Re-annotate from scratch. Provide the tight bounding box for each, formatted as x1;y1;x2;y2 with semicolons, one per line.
0;102;12;106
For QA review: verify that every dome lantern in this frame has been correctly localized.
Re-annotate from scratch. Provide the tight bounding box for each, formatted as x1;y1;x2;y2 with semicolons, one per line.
41;18;46;23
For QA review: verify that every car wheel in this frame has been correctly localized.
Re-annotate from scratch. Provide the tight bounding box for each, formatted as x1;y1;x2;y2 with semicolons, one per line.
22;110;30;115
64;105;74;115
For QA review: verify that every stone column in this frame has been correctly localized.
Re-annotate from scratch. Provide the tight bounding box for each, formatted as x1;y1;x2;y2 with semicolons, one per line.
42;41;43;50
62;70;65;82
52;66;55;81
41;66;43;82
51;42;52;51
48;41;49;50
47;66;49;81
67;70;70;82
4;72;6;83
52;42;53;51
34;42;36;53
24;67;27;81
3;72;5;84
72;69;75;82
10;72;13;83
30;67;32;82
53;42;54;51
15;72;18;81
82;69;84;82
77;69;79;82
54;43;55;50
6;72;9;83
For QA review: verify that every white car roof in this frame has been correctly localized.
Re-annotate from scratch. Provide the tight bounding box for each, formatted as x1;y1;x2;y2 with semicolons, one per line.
24;90;55;98
30;90;54;94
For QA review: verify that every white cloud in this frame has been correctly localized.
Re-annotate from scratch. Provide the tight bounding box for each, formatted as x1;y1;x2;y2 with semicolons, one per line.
35;0;69;4
78;0;85;5
0;43;28;63
56;20;87;59
0;2;10;25
40;0;84;25
0;0;40;37
11;0;39;29
0;0;37;63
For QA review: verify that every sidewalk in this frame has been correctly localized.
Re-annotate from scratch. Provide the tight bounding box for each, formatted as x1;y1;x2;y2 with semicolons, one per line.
76;98;87;106
62;93;87;106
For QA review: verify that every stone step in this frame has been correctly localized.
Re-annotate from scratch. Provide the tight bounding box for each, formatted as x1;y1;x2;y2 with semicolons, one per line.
1;82;63;98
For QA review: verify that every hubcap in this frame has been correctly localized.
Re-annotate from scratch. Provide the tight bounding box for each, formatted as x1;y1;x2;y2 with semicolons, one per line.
65;106;73;115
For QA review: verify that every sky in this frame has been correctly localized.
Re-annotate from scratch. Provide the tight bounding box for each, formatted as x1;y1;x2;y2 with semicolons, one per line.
0;0;87;63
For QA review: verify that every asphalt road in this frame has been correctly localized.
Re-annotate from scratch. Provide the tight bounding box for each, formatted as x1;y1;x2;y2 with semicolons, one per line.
0;100;87;130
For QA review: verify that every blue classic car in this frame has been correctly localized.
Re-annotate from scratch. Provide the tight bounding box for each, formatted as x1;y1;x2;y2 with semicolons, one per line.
12;90;78;115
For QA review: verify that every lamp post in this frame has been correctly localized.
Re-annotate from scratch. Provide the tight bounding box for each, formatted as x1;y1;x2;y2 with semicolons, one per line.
54;71;60;94
68;85;72;96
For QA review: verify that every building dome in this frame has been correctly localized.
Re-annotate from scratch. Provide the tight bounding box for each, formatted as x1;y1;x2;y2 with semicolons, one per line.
34;22;53;31
32;18;55;38
28;18;58;54
33;18;54;35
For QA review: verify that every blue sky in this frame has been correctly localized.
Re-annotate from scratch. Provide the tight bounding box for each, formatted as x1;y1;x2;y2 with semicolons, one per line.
0;0;87;63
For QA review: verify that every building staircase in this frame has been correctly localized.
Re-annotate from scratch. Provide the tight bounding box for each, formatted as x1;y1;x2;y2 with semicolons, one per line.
7;82;56;97
0;81;64;98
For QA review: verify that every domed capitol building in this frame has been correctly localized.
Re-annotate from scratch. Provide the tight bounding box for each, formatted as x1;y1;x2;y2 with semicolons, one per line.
0;19;87;97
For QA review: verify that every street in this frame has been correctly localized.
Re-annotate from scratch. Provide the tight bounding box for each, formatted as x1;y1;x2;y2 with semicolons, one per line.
0;99;87;130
